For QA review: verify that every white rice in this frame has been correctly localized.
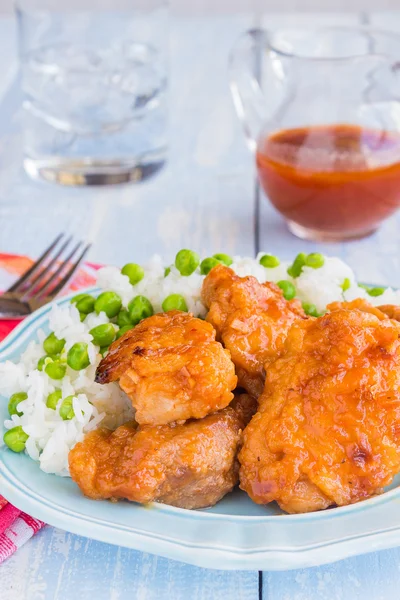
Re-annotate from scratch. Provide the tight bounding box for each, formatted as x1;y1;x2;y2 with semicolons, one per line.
1;251;400;477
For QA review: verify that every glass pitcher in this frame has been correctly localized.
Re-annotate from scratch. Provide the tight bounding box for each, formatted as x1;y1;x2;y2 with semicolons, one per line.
229;27;400;241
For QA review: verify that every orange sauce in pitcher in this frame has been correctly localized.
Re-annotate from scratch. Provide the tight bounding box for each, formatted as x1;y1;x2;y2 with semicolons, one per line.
256;124;400;235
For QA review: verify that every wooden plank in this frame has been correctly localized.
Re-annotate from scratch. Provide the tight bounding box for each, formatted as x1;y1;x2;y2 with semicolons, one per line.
0;13;259;600
1;1;400;16
0;527;259;600
369;10;400;24
260;11;400;600
0;17;16;96
262;548;400;600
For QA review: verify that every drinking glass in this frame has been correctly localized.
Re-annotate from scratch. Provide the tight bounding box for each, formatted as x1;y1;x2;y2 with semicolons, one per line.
16;0;168;185
229;27;400;241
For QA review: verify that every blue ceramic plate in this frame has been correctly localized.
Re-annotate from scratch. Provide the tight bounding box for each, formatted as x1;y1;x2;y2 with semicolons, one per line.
2;290;400;571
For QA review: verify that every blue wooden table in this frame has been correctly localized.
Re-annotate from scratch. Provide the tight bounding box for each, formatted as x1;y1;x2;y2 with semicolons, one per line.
1;9;400;599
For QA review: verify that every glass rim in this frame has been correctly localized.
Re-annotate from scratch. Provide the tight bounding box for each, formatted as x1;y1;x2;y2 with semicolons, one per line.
265;25;400;63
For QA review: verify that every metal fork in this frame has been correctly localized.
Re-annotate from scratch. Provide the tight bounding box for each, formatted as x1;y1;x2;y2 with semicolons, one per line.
0;234;91;318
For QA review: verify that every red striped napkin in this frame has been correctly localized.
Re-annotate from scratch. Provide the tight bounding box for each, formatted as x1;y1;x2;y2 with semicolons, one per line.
0;497;44;562
0;252;100;563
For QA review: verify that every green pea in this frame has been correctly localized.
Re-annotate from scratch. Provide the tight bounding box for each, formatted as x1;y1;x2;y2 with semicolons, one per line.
37;356;52;372
79;312;86;322
67;343;90;371
164;266;171;277
89;323;116;347
8;392;27;417
59;396;75;420
43;332;65;356
71;292;90;304
260;254;280;269
128;295;154;325
117;309;132;328
162;294;188;312
341;278;351;292
213;253;233;266
287;253;307;278
94;291;122;318
175;249;200;276
200;257;221;275
76;295;95;315
305;253;325;269
116;325;132;339
3;426;29;453
367;286;385;297
277;280;296;301
121;263;145;286
45;361;67;380
100;346;109;356
302;302;319;317
46;389;62;410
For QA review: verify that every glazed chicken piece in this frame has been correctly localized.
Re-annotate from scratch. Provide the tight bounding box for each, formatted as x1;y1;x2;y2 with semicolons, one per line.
378;304;400;322
329;298;400;324
95;311;237;426
69;394;256;509
201;264;306;398
239;303;400;513
328;298;392;320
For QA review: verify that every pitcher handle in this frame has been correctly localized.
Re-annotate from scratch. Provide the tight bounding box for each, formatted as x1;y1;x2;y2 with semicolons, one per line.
229;28;269;151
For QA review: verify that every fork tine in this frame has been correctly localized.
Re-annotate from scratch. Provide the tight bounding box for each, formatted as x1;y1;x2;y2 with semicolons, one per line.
7;233;65;293
37;243;91;301
22;236;73;297
34;240;83;299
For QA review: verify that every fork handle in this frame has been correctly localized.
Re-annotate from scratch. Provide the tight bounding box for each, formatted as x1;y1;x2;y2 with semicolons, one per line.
0;297;31;317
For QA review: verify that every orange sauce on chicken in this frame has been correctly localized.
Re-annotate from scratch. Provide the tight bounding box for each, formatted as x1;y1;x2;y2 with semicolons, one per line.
256;124;400;235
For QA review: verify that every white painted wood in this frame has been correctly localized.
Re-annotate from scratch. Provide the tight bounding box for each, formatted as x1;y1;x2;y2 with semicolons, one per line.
0;12;259;600
263;549;400;600
368;9;400;27
0;1;400;16
259;11;400;600
0;17;17;98
0;527;259;599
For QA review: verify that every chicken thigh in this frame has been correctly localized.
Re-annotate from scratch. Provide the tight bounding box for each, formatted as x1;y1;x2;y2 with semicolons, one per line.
95;311;237;425
201;264;305;398
239;303;400;513
69;394;256;509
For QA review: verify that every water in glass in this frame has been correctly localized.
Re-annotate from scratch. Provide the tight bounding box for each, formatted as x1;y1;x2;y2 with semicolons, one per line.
17;1;168;185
